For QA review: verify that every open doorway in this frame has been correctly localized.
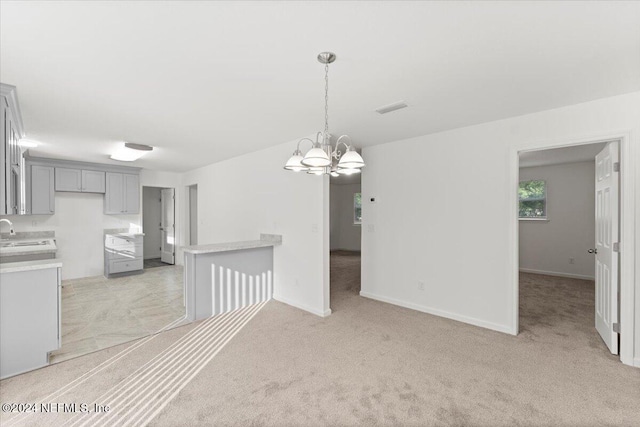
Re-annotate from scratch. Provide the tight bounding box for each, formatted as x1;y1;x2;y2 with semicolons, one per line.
329;173;362;312
142;186;176;268
517;140;622;358
188;184;198;246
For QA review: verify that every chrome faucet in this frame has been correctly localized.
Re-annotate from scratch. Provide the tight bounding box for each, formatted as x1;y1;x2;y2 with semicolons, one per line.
0;219;16;236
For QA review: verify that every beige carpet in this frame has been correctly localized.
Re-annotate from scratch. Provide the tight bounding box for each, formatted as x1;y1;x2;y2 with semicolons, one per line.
1;252;639;426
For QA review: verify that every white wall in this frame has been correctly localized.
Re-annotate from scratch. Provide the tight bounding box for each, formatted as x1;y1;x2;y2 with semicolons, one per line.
181;139;330;317
519;161;595;280
360;91;639;365
142;186;162;259
330;183;361;251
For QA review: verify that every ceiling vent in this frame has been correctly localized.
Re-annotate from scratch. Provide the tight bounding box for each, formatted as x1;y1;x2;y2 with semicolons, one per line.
375;101;408;115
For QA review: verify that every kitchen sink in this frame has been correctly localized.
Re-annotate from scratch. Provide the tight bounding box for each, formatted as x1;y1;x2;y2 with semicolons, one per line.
0;240;50;248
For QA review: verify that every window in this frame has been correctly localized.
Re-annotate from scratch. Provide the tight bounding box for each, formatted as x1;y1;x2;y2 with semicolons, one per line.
354;192;362;224
519;180;547;219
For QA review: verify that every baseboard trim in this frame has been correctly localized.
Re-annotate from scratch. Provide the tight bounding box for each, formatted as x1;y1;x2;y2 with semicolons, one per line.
634;357;640;368
359;290;514;335
273;294;332;318
519;268;595;281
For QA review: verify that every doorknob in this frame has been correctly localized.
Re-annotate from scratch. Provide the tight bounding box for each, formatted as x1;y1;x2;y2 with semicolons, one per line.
588;248;598;254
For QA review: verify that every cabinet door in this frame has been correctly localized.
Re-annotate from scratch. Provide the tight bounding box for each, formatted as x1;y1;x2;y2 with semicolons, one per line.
104;172;124;214
55;167;82;192
123;173;140;214
81;170;106;193
1;98;7;215
31;165;55;215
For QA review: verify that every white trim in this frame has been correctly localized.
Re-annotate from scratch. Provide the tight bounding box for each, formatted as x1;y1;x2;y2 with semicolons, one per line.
359;290;515;335
634;358;640;368
519;268;594;281
518;218;549;222
273;293;332;318
510;131;636;367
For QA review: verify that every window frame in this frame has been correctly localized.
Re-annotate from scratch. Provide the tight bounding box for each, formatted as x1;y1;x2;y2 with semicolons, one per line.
518;179;548;221
353;192;362;225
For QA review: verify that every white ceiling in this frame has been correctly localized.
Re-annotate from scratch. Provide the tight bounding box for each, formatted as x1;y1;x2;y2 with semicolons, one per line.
1;1;639;172
519;142;608;168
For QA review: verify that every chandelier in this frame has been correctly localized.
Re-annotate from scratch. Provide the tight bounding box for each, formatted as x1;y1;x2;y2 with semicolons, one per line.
284;52;365;176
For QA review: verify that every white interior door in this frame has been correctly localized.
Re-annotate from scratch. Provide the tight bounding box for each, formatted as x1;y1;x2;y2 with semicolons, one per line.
594;142;619;354
160;188;175;265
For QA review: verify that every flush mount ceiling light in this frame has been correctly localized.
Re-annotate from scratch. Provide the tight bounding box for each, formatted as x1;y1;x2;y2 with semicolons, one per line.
375;100;408;115
284;52;365;176
110;142;153;162
18;139;39;148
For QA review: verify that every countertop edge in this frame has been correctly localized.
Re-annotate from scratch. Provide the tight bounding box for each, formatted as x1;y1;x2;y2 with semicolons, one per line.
0;259;63;274
183;238;281;255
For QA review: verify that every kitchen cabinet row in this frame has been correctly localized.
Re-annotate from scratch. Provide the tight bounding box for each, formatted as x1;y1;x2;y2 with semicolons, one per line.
29;164;140;215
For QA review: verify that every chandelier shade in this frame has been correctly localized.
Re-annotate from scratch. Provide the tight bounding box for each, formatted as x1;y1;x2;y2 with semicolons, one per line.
337;149;365;169
284;52;365;176
301;146;332;167
283;151;308;172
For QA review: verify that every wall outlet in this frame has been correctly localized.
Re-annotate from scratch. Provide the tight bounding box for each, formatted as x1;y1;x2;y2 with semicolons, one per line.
311;224;319;233
418;281;425;291
569;257;575;264
31;221;37;227
294;279;300;287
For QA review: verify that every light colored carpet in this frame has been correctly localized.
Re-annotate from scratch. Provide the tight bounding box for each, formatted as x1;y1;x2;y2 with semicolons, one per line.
1;253;639;426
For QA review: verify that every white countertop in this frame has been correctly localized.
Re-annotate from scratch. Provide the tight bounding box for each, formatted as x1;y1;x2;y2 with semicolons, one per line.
183;240;278;254
0;238;57;257
0;259;63;274
183;234;282;255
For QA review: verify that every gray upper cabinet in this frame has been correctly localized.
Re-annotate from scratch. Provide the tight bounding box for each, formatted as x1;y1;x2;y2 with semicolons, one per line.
81;170;106;193
55;167;82;192
55;168;105;193
31;165;55;215
123;174;140;214
105;172;139;214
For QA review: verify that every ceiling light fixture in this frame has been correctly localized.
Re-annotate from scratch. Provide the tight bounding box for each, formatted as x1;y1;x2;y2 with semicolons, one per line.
110;142;153;162
375;100;408;114
284;52;365;176
18;139;39;148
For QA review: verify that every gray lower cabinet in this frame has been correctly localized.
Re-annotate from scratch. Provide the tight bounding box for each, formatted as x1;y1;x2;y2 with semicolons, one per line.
55;167;105;193
0;266;61;379
104;234;144;276
31;165;55;214
105;172;139;214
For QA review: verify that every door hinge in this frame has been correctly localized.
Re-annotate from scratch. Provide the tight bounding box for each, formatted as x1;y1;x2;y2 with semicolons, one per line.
613;242;620;252
613;323;620;333
613;162;620;172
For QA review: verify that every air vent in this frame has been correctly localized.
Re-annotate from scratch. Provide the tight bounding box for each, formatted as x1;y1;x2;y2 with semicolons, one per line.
375;101;408;115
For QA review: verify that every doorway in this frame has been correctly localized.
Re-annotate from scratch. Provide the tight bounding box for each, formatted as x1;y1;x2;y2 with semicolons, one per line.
329;174;362;311
516;139;626;361
142;186;176;268
188;184;198;246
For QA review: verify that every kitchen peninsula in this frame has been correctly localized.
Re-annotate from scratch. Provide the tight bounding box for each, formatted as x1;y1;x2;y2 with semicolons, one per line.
183;234;282;321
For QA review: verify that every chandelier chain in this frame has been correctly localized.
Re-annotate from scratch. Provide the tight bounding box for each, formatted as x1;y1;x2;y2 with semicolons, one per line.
324;62;329;140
